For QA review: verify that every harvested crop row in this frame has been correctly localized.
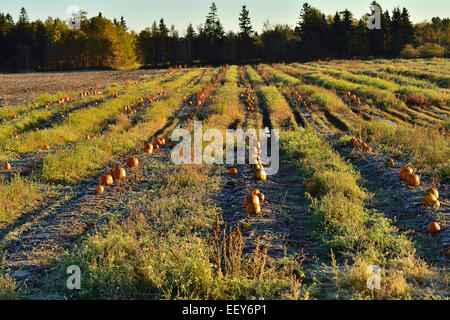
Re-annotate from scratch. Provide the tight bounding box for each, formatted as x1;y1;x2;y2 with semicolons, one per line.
40;69;208;183
281;129;446;299
258;86;298;130
0;93;108;142
264;64;359;132
0;72;182;156
299;63;450;107
203;65;246;131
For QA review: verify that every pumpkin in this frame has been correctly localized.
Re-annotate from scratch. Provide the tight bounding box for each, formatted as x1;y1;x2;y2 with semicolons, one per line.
385;158;395;167
258;193;265;202
400;166;413;181
255;168;267;182
246;203;261;215
229;168;238;176
423;193;437;207
100;175;114;186
43;144;50;150
406;174;420;187
126;157;139;168
3;163;11;170
364;145;373;153
427;222;441;234
112;167;126;181
428;188;439;199
144;143;154;154
96;185;104;194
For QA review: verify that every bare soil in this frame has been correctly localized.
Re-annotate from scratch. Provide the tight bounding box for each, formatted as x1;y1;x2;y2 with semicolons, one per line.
0;69;165;106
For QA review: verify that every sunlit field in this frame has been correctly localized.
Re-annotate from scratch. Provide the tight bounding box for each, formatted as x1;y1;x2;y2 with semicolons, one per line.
0;59;448;300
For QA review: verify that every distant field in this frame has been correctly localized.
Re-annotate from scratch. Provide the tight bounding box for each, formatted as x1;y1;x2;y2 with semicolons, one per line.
0;59;448;300
0;69;165;106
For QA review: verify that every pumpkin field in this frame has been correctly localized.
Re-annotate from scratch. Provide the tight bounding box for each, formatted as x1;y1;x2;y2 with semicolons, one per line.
0;59;449;300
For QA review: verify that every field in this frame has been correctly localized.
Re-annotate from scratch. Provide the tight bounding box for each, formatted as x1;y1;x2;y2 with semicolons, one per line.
0;59;449;300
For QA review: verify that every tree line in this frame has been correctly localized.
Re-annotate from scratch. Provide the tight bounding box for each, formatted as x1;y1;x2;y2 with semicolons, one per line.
0;2;448;72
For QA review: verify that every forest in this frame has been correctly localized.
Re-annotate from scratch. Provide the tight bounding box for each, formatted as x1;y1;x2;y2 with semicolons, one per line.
0;1;449;71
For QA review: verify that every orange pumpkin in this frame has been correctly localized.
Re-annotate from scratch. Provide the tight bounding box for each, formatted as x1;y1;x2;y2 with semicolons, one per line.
126;157;139;168
246;203;261;215
112;167;126;181
43;144;50;150
258;193;265;202
428;188;439;199
423;193;437;207
100;175;114;186
406;174;420;187
96;185;105;194
229;168;238;176
3;163;11;170
427;222;441;234
400;166;413;181
144;143;154;154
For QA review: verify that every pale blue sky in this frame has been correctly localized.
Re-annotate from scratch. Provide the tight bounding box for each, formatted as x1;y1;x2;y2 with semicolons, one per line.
1;0;449;34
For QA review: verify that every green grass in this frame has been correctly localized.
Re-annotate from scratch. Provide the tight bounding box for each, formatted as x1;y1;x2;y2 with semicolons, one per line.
258;86;297;130
0;74;181;156
281;129;446;299
0;94;107;142
360;120;450;179
47;164;305;300
0;175;56;230
205;65;245;130
245;66;265;86
40;70;205;183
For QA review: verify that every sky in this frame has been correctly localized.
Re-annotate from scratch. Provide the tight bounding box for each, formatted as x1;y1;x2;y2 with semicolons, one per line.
1;0;449;34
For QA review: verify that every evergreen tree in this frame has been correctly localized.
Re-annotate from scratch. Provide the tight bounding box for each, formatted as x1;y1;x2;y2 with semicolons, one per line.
238;5;254;62
239;5;253;36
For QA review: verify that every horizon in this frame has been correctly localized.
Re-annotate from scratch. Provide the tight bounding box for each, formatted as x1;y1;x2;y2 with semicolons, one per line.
1;0;449;34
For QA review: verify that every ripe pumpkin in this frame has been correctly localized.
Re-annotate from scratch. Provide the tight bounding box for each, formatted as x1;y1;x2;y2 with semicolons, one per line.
3;163;11;170
126;157;139;168
423;193;437;207
385;158;395;167
400;166;413;181
258;193;265;202
229;168;238;176
427;222;441;234
100;175;114;186
112;167;126;181
96;185;104;194
255;168;267;182
246;203;261;215
144;143;154;154
43;144;50;150
406;174;420;187
428;188;439;199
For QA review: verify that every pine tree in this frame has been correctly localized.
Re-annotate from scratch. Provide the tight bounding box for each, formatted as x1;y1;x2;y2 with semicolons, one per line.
239;5;253;37
18;7;29;24
120;16;128;31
